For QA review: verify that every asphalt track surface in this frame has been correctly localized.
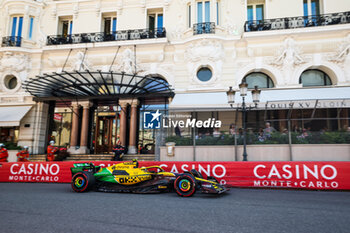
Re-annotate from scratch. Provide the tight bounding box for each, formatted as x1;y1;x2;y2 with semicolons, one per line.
0;183;349;233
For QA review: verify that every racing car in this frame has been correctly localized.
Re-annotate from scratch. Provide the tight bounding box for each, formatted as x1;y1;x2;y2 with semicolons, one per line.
70;160;228;197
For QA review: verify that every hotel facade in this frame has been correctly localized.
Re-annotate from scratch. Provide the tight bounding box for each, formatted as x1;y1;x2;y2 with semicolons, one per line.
0;0;349;160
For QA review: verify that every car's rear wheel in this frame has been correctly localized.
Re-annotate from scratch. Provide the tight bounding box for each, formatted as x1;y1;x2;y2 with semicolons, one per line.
71;171;95;192
174;174;196;197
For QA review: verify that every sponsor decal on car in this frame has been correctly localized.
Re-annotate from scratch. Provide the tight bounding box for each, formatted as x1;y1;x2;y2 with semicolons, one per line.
117;175;151;185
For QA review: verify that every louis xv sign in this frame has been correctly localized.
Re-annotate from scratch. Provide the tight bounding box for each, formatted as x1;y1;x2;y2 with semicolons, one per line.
238;99;350;110
263;99;350;109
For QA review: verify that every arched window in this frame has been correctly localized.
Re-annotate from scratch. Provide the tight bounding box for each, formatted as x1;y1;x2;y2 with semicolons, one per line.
243;72;274;89
299;70;332;87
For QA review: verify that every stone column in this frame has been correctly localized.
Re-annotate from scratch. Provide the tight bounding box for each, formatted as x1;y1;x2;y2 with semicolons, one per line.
32;102;50;154
279;110;287;131
78;101;92;154
211;0;217;24
22;11;29;42
119;100;128;147
128;99;139;154
191;0;195;26
68;102;80;153
340;108;349;130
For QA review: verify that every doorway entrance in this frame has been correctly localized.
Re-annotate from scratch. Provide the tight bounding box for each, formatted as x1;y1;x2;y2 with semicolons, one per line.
94;113;119;153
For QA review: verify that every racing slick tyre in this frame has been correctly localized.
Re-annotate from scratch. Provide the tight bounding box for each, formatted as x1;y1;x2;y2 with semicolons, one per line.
174;174;196;197
71;171;95;192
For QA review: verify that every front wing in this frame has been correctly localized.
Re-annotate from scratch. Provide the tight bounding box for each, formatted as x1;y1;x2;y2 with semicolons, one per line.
195;178;229;194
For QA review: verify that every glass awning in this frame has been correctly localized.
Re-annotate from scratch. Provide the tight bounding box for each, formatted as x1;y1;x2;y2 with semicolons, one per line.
24;71;174;100
169;87;350;111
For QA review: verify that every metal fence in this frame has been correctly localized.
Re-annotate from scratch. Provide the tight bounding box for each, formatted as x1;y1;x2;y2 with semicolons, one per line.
46;27;166;45
244;11;350;32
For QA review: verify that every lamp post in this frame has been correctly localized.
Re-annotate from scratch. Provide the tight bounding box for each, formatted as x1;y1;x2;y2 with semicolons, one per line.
226;83;261;161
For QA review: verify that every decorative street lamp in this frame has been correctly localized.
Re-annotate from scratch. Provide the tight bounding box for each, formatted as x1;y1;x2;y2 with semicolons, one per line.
252;86;262;103
226;83;261;161
226;86;236;106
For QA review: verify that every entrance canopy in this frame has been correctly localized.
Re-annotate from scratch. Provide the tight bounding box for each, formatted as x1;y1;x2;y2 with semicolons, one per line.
24;71;174;100
0;106;32;126
170;87;350;111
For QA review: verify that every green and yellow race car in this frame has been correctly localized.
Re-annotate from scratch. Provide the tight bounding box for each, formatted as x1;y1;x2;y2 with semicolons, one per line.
70;160;228;197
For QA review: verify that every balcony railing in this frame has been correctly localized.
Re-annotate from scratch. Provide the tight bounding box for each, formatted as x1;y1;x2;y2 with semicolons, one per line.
244;11;350;32
1;36;22;47
193;22;215;35
46;27;166;45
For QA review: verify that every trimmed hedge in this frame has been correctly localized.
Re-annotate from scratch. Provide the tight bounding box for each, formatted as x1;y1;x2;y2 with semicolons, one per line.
0;142;22;150
165;131;350;146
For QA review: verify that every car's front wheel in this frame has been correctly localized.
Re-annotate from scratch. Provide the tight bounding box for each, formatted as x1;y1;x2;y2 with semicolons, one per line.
174;174;196;197
71;171;95;192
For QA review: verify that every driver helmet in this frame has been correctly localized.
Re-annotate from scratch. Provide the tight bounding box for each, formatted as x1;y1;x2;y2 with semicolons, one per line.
0;143;4;148
23;146;29;150
49;141;55;145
